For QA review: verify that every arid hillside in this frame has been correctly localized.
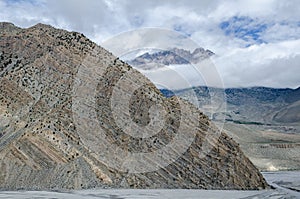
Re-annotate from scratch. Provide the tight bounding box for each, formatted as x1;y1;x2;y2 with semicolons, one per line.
0;22;267;190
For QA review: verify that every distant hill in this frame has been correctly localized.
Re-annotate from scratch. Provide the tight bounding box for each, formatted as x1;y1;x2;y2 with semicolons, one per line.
161;86;300;126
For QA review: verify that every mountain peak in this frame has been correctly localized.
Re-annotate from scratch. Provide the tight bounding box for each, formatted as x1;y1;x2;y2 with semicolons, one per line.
0;21;16;27
0;22;21;34
129;47;214;67
30;23;55;29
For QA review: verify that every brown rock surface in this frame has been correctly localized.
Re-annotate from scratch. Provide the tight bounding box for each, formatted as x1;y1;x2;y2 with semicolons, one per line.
0;23;268;190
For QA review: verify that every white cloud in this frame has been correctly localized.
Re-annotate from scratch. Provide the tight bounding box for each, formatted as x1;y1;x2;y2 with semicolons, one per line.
213;39;300;88
261;22;300;43
0;0;299;88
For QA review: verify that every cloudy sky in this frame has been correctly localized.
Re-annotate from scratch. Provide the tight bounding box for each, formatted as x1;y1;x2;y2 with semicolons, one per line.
1;0;300;88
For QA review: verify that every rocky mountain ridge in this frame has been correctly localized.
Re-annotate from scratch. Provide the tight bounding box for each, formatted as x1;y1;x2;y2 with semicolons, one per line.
128;47;214;68
0;22;267;190
161;86;300;126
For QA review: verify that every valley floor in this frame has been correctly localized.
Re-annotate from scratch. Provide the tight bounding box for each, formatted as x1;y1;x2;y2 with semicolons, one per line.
216;122;300;171
0;171;299;199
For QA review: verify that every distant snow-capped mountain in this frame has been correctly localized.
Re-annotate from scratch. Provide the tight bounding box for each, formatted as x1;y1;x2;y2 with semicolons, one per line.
128;47;214;69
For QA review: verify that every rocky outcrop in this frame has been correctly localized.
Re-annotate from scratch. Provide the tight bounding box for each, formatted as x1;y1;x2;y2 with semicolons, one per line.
0;23;268;190
129;47;214;68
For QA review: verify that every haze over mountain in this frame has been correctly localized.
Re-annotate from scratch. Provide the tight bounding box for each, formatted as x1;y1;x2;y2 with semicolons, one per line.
0;23;268;190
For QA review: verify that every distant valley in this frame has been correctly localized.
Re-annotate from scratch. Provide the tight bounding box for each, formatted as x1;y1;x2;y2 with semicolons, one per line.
128;49;300;171
160;86;300;171
161;86;300;128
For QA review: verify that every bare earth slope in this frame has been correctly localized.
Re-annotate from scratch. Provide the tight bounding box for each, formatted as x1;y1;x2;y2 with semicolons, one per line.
0;22;267;190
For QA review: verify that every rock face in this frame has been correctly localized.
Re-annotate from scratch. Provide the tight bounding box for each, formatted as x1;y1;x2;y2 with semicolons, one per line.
129;47;214;68
0;22;268;190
